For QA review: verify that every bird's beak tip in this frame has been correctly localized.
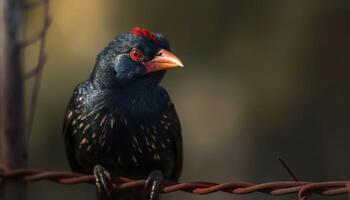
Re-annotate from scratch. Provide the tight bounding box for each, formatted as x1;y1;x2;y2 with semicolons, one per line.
175;59;184;68
179;62;184;68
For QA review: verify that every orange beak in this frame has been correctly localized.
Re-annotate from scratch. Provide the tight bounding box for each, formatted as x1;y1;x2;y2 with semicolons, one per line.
144;49;184;73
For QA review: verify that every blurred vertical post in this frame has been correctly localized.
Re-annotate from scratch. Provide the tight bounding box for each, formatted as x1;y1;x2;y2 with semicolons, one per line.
0;0;27;200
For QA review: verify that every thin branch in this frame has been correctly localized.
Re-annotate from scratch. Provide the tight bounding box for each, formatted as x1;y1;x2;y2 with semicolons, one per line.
24;54;46;79
20;17;51;48
278;157;299;181
21;0;46;10
25;0;50;140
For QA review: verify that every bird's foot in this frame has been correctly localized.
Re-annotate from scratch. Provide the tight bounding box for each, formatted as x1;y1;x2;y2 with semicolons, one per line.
144;170;163;200
93;164;112;198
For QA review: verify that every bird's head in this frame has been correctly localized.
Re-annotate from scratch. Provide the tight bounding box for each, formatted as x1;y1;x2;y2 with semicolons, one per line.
90;27;183;90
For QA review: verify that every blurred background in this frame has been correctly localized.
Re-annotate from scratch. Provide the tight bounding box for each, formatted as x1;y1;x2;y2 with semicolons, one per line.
21;0;350;199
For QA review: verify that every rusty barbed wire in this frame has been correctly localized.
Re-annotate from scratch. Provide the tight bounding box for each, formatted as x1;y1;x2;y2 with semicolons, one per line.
0;167;349;200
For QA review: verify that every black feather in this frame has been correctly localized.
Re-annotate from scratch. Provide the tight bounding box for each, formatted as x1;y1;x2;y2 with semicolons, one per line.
62;30;182;191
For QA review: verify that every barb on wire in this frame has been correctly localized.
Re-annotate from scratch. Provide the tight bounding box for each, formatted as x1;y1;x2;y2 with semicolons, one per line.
22;0;51;140
278;157;299;181
0;167;349;200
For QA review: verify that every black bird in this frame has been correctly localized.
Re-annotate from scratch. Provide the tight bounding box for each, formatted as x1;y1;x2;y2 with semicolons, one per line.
63;27;183;200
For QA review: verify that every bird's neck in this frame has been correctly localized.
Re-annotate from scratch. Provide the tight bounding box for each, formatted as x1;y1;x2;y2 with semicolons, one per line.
89;85;164;124
90;69;166;92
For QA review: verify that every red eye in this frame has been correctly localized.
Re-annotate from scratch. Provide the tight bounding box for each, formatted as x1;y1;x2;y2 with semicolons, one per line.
130;49;142;61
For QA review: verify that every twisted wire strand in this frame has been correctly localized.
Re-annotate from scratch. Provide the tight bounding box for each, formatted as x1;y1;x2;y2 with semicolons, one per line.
0;167;349;200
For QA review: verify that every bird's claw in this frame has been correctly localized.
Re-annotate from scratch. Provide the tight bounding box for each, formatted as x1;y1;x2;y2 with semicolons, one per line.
144;170;163;200
93;164;112;197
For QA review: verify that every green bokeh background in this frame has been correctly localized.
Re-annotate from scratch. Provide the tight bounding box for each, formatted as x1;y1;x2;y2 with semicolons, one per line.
22;0;350;199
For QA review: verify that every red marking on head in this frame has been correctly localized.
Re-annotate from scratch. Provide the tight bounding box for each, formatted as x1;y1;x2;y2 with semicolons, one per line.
131;27;160;44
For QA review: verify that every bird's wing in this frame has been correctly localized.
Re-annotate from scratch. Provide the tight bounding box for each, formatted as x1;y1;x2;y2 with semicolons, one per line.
159;88;183;180
62;84;84;173
168;103;183;180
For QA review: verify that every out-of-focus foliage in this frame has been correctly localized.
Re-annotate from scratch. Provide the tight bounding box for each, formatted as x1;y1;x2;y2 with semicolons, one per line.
22;0;350;199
